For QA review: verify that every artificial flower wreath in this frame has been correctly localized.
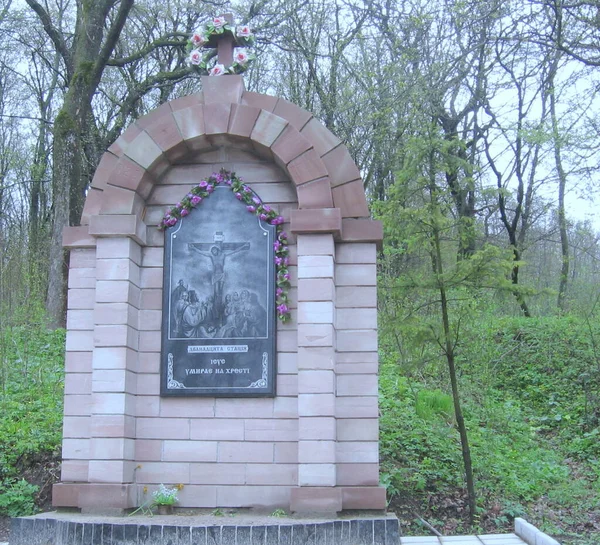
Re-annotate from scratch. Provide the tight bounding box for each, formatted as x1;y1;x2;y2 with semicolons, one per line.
187;16;256;76
159;169;291;322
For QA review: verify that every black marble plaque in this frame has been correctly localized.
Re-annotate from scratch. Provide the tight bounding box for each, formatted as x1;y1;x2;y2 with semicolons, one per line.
160;186;276;396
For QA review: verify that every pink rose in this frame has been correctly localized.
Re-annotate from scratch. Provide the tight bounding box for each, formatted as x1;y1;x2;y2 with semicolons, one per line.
260;213;268;221
252;196;261;205
191;31;206;47
234;49;249;65
206;185;214;193
180;208;189;217
188;49;202;66
236;25;251;38
209;63;226;76
213;17;227;28
191;195;201;205
247;205;256;213
198;181;208;188
235;192;242;200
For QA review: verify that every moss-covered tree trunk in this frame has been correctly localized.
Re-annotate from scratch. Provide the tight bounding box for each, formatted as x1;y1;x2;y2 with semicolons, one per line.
26;0;134;327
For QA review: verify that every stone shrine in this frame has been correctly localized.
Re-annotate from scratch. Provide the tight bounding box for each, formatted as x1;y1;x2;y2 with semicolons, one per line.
54;17;384;515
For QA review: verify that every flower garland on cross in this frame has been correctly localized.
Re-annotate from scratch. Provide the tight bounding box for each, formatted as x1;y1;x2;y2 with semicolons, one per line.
187;15;256;76
158;169;292;323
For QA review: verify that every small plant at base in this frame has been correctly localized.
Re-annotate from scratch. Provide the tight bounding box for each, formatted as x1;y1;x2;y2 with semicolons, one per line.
271;508;287;517
152;484;179;506
212;507;224;516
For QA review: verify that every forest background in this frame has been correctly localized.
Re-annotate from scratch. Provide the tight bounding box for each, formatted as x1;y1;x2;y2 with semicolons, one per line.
0;0;599;543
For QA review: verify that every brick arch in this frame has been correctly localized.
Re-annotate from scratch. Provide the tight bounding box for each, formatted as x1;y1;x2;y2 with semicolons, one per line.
81;77;370;227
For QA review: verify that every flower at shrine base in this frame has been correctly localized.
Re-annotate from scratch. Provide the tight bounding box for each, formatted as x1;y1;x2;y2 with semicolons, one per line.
188;49;203;65
236;25;252;38
209;63;226;76
234;49;250;65
191;31;207;47
213;16;227;28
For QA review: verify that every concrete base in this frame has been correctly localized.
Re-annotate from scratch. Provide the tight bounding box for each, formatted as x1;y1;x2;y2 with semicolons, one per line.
11;511;400;545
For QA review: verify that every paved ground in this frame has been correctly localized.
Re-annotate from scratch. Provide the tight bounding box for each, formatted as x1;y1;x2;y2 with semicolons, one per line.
400;535;526;545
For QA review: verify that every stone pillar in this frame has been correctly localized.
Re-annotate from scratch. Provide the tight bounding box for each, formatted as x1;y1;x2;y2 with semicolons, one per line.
291;233;341;512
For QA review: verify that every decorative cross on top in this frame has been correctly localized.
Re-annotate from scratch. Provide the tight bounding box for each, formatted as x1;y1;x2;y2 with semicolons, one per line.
187;14;256;76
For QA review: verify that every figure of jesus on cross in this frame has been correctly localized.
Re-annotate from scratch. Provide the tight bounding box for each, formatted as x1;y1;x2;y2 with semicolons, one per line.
188;231;250;324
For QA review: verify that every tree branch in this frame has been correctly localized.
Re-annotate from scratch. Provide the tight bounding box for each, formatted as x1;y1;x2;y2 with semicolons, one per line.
108;35;189;67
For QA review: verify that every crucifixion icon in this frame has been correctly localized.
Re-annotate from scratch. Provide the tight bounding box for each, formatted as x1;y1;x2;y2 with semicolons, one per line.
188;231;250;321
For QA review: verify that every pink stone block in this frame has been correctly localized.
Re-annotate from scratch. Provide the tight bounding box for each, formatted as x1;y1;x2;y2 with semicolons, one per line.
138;352;160;373
68;289;95;310
297;347;335;370
141;247;163;267
107;156;148;192
144;113;188;160
273;99;312;130
91;414;135;438
136;395;160;417
277;353;297;374
218;442;274;463
297;369;335;394
66;330;94;352
90;437;135;460
62;226;95;248
298;302;334;324
337;374;378;396
298;393;335;417
67;310;94;331
64;394;92;417
215;398;274;419
138;309;162;330
169;93;203;112
298;417;336;441
336;286;377;308
90;150;119;189
336;330;378;352
274;442;298;464
94;303;137;327
138;331;161;352
173;105;208;150
63;416;91;438
99;185;145;216
62;438;90;460
299;440;335;463
341;486;387;510
135;439;162;461
68;268;96;289
88;215;146;243
167;484;217;508
276;330;298;353
96;237;142;263
203;75;244;104
135;462;190;484
228;104;260;137
273;397;298;418
337;362;379;375
94;324;138;350
301;118;342;157
140;289;162;310
65;352;92;373
190;463;246;485
136;373;160;395
61;460;89;482
241;91;279;112
92;393;135;416
140;267;162;288
64;373;92;395
216;485;291;509
297;255;334;279
336;441;379;463
204;103;231;135
244;419;298;442
297;324;334;348
70;249;96;268
95;280;140;306
337;464;380;486
124;130;164;171
137;417;190;439
92;369;135;393
88;460;137;484
271;125;312;166
246;464;297;485
163;440;218;462
298;278;335;302
296;177;334;209
287;149;328;186
92;347;138;371
336;308;377;330
276;374;298;397
336;243;377;264
321;145;361;188
160;397;215;418
96;258;140;284
297;234;334;256
335;264;377;286
335;396;378;418
337;419;379;441
189;418;244;441
290;486;341;512
297;464;336;487
332;180;370;218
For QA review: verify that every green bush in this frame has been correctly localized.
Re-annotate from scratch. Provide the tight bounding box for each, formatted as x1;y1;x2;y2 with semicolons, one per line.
0;479;39;517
